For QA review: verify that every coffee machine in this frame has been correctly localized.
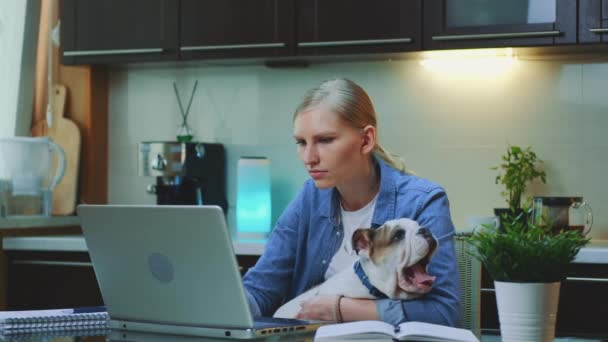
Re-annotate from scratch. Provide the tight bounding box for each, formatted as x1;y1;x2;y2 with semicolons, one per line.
139;142;227;212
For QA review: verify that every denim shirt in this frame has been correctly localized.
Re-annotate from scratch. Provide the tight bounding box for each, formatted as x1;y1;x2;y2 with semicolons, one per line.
243;158;461;326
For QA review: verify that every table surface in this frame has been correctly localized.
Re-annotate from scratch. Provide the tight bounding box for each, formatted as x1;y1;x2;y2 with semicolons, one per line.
0;330;607;342
0;319;605;342
0;329;606;342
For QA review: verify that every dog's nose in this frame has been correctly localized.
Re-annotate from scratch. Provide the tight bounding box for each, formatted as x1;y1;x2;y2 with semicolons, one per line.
417;227;432;239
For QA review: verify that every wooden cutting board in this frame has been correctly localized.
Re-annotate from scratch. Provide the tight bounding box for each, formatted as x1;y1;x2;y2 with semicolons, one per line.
31;84;81;215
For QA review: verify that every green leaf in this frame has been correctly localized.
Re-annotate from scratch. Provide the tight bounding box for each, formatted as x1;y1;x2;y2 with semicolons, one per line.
466;210;589;282
492;144;546;210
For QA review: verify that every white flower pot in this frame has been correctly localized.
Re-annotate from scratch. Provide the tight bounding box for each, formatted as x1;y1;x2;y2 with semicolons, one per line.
494;281;561;342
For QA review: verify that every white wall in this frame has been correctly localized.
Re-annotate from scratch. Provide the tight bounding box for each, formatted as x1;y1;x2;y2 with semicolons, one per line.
107;56;608;239
0;0;39;138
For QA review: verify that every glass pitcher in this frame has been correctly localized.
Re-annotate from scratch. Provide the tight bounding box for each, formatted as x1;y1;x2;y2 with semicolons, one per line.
0;137;66;217
532;196;593;236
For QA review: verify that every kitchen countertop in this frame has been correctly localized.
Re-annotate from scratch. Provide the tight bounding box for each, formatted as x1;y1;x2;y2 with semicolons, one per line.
1;217;606;261
1;235;265;256
0;216;80;229
0;216;264;255
3;235;608;263
573;240;608;264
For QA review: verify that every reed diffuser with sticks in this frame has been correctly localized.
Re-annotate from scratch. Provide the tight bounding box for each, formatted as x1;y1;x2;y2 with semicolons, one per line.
173;80;198;143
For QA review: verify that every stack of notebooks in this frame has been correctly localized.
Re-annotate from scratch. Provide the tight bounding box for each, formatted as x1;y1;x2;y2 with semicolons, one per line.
0;306;109;338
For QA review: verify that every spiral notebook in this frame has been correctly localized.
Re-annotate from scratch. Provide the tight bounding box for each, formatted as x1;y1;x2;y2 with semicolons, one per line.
0;327;110;342
0;306;109;335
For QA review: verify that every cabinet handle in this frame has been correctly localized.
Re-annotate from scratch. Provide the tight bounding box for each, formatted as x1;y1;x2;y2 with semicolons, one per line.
181;42;286;51
12;260;93;267
566;277;608;283
63;48;164;57
432;31;561;41
590;28;608;34
481;278;608;286
298;38;412;48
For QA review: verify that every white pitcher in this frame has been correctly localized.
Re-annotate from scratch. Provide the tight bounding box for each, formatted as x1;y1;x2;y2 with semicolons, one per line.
0;137;66;217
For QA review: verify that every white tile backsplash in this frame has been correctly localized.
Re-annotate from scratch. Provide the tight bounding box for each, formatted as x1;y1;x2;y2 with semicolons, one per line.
108;56;608;239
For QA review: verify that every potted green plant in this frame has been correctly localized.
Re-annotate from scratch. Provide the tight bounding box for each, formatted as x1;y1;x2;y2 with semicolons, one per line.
468;211;589;342
492;145;546;216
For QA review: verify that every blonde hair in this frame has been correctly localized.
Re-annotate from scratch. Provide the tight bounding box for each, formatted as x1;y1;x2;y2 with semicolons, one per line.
294;78;408;173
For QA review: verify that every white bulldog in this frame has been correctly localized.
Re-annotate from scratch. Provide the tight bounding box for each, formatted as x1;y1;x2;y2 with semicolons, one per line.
273;218;438;319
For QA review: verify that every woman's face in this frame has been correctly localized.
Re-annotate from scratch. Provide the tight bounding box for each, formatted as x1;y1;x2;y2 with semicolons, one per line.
293;105;369;189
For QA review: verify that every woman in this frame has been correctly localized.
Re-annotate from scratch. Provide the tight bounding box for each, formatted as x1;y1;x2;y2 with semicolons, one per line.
243;78;460;326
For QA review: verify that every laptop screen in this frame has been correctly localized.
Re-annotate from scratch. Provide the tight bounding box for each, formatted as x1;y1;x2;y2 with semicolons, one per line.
78;205;255;329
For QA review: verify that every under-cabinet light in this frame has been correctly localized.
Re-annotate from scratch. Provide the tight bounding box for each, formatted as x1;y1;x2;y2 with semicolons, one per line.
419;48;518;76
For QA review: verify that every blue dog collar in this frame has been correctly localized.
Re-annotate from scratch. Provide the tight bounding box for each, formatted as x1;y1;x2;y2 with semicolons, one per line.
353;260;388;299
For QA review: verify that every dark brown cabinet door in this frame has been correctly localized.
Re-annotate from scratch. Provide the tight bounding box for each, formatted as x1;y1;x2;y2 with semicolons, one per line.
297;0;421;56
61;0;178;65
424;0;576;50
580;0;608;43
179;0;295;60
7;251;103;310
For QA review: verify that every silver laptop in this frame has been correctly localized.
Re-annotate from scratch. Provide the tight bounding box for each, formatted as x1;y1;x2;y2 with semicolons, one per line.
78;204;324;339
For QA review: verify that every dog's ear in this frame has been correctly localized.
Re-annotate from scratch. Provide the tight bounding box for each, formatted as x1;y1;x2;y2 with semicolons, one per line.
352;228;375;255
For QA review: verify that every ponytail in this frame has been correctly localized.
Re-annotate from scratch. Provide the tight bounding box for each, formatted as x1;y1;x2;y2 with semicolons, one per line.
373;144;410;174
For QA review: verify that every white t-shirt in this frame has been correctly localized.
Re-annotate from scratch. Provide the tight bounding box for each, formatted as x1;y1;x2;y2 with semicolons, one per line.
324;193;378;280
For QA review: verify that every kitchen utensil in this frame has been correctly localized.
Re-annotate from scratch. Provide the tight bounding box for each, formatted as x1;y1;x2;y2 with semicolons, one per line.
31;84;81;215
532;196;593;236
466;216;500;233
0;136;66;217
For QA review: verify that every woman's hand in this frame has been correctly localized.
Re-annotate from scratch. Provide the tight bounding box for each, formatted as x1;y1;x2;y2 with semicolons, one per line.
294;295;337;321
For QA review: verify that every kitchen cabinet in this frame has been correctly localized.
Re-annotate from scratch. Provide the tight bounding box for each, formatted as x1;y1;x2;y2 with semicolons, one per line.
179;0;295;60
480;264;608;337
0;219;82;310
61;0;605;65
296;0;421;56
580;0;608;43
61;0;178;65
2;235;263;310
423;0;576;50
5;250;259;310
6;251;103;310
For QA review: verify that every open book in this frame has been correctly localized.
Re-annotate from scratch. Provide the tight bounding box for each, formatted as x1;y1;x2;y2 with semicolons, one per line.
314;321;479;342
